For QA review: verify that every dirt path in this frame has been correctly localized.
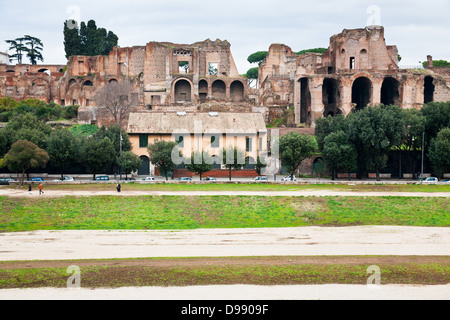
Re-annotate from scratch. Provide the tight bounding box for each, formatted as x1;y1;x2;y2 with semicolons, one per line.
1;226;448;262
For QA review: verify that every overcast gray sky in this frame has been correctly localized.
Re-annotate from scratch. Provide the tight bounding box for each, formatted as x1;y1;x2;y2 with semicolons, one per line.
1;0;449;73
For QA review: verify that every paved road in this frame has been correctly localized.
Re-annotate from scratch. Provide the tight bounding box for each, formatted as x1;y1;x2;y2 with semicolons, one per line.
1;226;449;261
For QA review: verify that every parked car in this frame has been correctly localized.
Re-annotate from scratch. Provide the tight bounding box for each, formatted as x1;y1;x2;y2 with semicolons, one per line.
177;177;192;181
0;178;15;185
53;176;75;182
142;177;155;181
94;176;110;181
422;177;438;184
30;177;44;182
282;175;297;181
121;177;136;181
254;176;268;181
202;177;217;181
442;180;450;184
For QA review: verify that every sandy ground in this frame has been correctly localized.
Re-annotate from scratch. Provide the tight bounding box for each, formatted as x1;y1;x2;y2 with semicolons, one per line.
1;226;449;261
1;284;449;300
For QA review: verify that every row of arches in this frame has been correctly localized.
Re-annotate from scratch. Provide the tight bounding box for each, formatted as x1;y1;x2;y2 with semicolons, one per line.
300;75;436;123
174;78;245;103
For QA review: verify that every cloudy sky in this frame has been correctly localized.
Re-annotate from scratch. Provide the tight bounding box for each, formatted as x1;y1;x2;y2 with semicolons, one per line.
1;0;449;73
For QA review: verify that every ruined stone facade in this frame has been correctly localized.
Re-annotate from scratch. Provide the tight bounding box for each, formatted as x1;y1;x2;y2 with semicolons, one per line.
0;39;249;127
1;26;449;130
259;26;450;127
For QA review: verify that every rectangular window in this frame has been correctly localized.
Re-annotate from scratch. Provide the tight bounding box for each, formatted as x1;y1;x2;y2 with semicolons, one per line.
208;63;218;76
139;134;148;148
246;137;252;152
350;57;355;70
176;135;184;148
179;61;189;73
259;137;263;151
211;135;219;148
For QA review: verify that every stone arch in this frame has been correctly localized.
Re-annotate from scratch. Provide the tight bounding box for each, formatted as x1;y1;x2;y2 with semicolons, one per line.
108;78;118;83
380;77;401;106
68;79;77;86
230;80;245;102
313;157;325;174
212;79;226;100
38;68;51;76
322;78;342;117
351;76;372;111
82;80;94;89
174;78;192;102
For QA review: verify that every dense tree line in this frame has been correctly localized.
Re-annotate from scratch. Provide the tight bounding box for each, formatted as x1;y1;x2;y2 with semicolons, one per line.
0;112;141;184
315;102;450;180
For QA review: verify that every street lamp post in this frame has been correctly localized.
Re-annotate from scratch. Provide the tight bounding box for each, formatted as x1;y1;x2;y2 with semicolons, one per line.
420;131;425;181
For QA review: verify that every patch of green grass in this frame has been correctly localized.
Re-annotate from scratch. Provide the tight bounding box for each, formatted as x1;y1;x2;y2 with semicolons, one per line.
0;196;448;232
0;262;448;288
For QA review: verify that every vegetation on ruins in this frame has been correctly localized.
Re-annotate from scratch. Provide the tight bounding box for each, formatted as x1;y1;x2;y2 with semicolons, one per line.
295;48;327;55
422;59;450;68
5;35;44;64
63;19;118;59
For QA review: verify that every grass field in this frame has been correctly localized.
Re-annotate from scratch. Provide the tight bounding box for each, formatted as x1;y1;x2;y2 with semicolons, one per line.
0;195;448;232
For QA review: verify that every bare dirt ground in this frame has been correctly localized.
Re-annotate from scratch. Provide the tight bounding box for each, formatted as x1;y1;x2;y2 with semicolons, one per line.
1;226;449;261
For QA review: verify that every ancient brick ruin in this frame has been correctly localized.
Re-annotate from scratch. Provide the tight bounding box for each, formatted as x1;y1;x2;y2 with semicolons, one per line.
1;26;449;128
259;26;450;126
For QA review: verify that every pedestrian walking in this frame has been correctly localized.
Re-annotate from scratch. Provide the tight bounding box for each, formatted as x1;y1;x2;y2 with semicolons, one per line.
28;184;32;194
116;183;121;193
38;183;44;195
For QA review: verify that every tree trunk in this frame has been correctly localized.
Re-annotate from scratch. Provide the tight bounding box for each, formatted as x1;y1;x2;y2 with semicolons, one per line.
229;168;232;181
376;166;380;181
